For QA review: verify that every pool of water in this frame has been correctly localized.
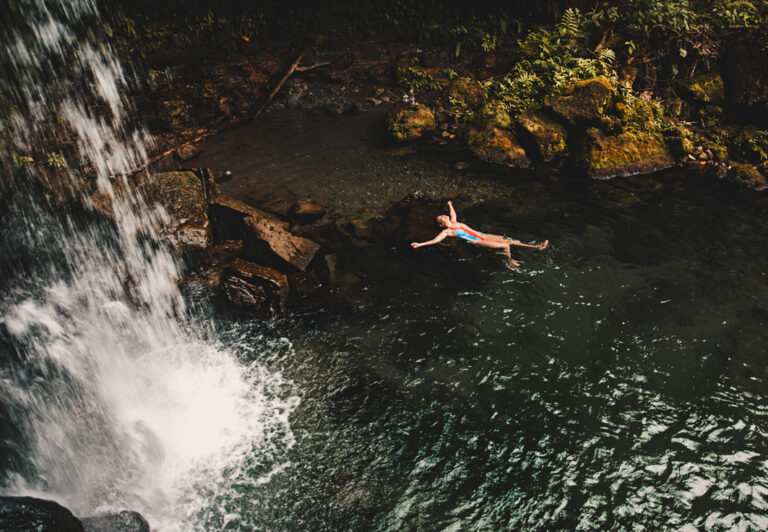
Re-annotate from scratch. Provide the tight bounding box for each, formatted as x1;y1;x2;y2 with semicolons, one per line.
190;109;768;530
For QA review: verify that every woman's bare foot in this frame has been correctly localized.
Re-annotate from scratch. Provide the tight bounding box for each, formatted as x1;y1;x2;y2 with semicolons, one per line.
536;240;549;250
504;257;522;272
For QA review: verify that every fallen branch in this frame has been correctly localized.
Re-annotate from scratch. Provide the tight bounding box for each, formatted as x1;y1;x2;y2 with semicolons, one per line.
129;130;217;175
252;53;304;121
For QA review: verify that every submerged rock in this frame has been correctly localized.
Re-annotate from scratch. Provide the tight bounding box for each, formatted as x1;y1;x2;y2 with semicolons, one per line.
578;128;673;179
0;496;83;531
467;126;530;168
516;111;568;162
210;194;320;271
220;258;289;316
290;199;326;224
81;511;149;532
385;103;436;141
545;76;614;125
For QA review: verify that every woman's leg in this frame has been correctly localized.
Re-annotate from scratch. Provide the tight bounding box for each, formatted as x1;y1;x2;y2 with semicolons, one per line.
472;240;521;270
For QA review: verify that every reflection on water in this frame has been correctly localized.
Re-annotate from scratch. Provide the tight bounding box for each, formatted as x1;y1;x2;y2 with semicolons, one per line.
200;109;768;530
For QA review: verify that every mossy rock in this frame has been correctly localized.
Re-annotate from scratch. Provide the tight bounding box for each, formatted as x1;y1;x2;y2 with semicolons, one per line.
444;77;485;110
699;105;723;127
578;128;673;179
386;103;436;141
709;143;728;163
662;124;695;158
721;26;768;123
624;97;665;132
727;163;768;191
516;111;567;162
467;126;531;168
687;72;724;105
475;101;511;129
544;76;615;125
664;97;685;118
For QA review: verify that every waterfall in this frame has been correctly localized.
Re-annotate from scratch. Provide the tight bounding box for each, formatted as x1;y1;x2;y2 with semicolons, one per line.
0;1;298;529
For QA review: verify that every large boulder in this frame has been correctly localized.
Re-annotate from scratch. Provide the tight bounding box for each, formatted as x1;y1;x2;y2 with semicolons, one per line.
81;511;150;532
0;496;83;531
467;126;531;168
386;103;436;141
220;258;289;316
209;194;320;271
138;170;211;251
578;128;674;179
516;111;568;162
544;76;615;125
721;26;768;124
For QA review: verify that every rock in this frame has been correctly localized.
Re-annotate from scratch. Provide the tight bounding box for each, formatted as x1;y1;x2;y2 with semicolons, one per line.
205;239;243;266
33;166;90;206
721;26;768;124
467;127;531;168
385;103;436;141
290;200;326;224
686;72;724;105
578;128;674;179
475;101;512;129
220;258;289;316
726;163;768;191
210;195;319;271
80;511;149;532
544;76;615;125
662;124;695;158
138;170;210;251
443;77;485;110
516;111;568;162
0;496;83;531
454;161;470;170
175;144;199;161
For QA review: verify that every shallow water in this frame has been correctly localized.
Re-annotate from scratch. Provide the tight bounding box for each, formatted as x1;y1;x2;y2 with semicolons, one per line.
189;110;768;530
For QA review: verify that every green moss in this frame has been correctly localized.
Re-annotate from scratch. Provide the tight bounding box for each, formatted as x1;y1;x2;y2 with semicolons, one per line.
476;101;511;129
467;126;530;167
580;127;672;178
662;124;695;157
728;163;768;190
687;72;724;105
544;76;615;125
386;104;436;141
516;111;567;161
444;77;485;110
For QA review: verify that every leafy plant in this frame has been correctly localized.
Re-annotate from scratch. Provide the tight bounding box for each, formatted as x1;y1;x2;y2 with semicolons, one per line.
397;67;440;92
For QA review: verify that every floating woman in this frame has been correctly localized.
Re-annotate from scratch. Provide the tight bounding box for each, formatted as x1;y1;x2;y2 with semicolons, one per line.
410;201;549;271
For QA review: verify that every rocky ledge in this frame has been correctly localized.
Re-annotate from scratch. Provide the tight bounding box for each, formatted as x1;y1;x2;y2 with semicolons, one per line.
0;496;149;532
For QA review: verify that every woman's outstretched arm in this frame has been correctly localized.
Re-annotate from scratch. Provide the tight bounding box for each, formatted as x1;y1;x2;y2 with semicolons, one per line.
447;200;458;224
411;230;452;248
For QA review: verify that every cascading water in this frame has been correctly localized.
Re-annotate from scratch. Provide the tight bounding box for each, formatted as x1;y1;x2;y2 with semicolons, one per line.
0;1;299;529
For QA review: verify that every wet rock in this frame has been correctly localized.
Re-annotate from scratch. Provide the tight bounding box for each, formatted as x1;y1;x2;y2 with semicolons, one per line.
467;126;531;168
686;72;724;105
220;258;289;316
205;239;243;266
289;269;323;296
385;103;436;141
138;170;210;251
175;144;199;161
545;76;614;125
662;124;695;158
33;166;90;206
0;496;83;531
290;199;326;224
80;511;149;532
516;111;568;162
578;128;673;179
726;163;768;191
721;26;768;124
209;195;319;271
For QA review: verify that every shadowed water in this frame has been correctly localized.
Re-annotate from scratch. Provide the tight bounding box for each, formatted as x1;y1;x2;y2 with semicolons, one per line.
193;109;768;530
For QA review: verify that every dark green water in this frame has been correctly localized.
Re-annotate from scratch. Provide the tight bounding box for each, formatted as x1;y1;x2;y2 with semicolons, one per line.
191;109;768;530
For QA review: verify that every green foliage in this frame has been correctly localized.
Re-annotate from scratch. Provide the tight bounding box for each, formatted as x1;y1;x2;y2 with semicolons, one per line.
46;152;67;168
12;154;34;168
396;67;440;93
